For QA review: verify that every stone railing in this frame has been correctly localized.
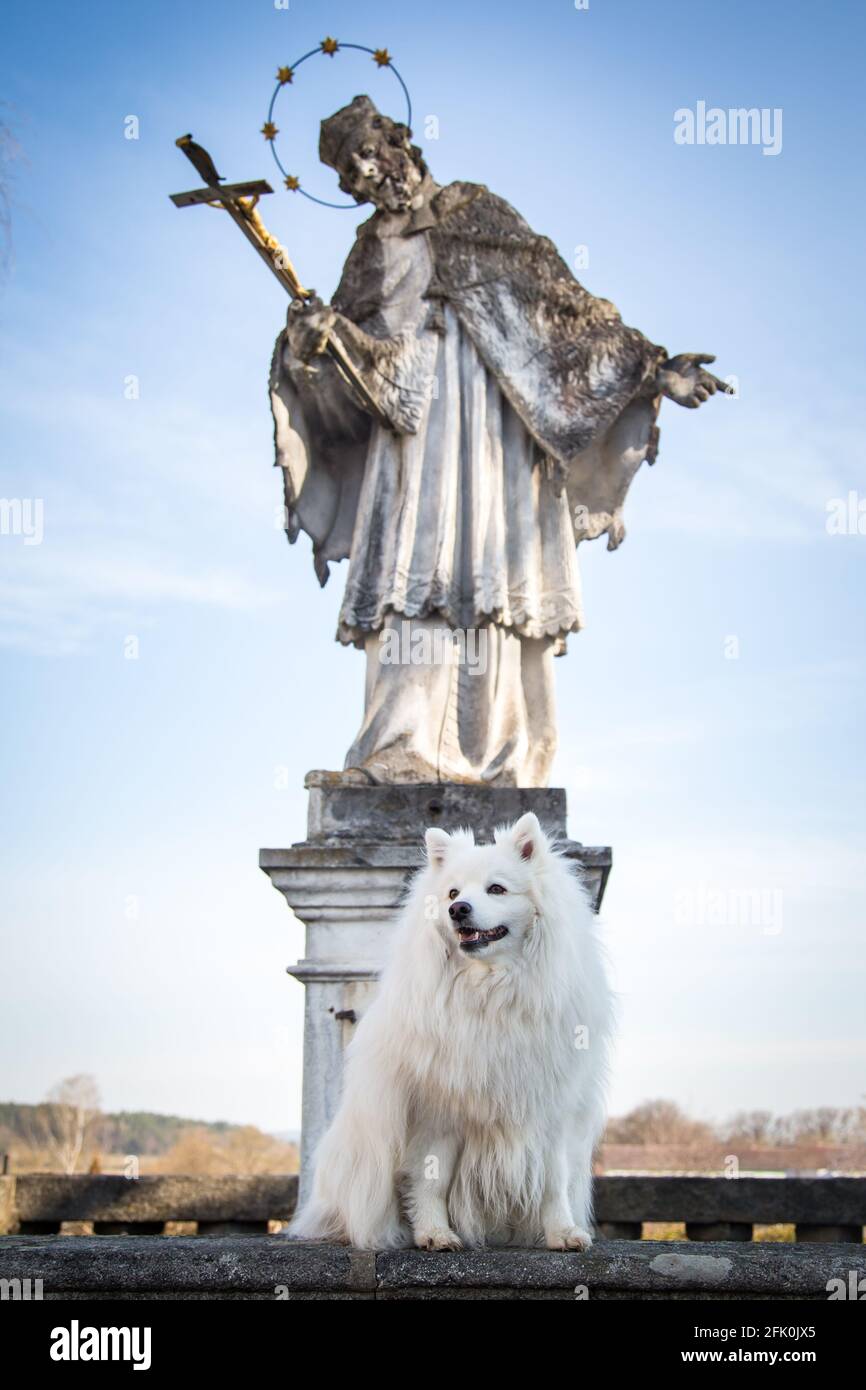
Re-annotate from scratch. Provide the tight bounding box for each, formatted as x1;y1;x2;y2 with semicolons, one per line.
2;1176;863;1300
0;1174;298;1236
595;1175;866;1243
2;1174;864;1242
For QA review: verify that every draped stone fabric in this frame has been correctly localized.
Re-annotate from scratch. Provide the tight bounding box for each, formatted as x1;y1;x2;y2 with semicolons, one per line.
345;616;558;786
331;226;583;647
423;181;666;467
268;179;664;784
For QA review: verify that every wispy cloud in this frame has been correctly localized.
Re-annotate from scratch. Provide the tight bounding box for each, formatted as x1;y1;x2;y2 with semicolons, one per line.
636;403;859;542
0;341;288;653
0;547;283;654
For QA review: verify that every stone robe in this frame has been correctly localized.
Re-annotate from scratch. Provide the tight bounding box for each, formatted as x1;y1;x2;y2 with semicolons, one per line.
269;180;665;785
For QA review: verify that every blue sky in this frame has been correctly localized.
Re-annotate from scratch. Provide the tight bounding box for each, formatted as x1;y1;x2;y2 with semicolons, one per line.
1;0;864;1133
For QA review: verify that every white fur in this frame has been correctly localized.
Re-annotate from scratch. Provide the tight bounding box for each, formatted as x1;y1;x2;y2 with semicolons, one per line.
289;813;614;1250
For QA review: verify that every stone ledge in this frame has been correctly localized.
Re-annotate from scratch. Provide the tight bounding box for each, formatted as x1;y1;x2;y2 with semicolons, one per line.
2;1237;864;1300
301;779;572;844
261;842;610;915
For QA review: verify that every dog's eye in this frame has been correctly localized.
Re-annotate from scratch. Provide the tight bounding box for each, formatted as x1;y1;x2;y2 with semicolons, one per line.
448;888;459;900
487;884;507;895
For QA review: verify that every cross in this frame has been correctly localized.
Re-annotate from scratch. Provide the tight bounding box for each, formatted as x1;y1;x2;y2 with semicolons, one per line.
169;134;309;299
169;135;392;426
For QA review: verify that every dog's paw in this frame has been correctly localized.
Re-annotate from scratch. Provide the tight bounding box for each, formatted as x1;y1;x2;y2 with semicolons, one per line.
414;1227;463;1251
546;1226;593;1252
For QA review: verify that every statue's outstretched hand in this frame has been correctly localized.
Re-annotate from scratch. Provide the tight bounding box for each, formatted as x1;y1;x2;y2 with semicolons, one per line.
658;353;730;408
286;293;338;364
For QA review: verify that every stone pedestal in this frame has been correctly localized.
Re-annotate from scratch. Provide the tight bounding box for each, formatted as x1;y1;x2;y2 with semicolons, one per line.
260;772;612;1206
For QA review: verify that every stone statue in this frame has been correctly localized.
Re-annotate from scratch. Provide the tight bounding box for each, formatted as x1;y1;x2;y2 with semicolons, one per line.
269;95;728;788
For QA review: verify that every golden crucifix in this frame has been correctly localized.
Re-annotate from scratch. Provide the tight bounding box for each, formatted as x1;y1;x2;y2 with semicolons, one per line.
169;135;392;426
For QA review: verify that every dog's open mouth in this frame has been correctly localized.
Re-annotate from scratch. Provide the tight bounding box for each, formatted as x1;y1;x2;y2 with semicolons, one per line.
456;924;509;952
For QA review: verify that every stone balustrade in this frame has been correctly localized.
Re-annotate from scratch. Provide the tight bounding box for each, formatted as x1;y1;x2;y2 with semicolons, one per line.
2;1174;863;1243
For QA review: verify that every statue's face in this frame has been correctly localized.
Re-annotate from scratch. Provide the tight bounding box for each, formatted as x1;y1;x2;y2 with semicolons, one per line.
337;124;423;213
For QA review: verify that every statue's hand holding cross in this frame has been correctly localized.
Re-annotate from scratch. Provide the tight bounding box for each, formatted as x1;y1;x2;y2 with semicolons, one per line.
286;295;338;364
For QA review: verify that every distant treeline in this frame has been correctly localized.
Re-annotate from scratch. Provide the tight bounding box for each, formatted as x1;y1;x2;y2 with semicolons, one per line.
0;1103;237;1157
604;1100;866;1147
4;1097;864;1159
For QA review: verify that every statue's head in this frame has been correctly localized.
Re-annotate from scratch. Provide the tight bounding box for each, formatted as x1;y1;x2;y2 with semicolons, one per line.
319;94;426;213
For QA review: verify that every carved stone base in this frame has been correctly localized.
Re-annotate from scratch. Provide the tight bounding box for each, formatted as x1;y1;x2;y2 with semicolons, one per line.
260;776;612;1205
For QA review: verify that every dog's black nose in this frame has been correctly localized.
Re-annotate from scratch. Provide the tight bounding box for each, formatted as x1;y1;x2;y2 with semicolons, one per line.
448;899;472;922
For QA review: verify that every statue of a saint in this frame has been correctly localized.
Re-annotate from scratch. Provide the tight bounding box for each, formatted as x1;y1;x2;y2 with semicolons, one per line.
270;96;726;786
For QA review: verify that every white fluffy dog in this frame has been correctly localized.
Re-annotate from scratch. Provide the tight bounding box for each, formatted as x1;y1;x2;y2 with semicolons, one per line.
290;812;613;1250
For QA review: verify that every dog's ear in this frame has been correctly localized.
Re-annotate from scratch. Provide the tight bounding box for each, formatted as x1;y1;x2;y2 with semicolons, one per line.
509;812;544;863
425;827;452;867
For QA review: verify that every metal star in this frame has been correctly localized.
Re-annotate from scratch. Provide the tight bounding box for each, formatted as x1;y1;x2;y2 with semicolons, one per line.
276;66;294;85
284;175;301;191
261;122;279;141
321;37;339;56
372;48;391;68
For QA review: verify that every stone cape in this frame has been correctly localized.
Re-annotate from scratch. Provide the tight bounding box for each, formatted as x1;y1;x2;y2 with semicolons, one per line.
269;179;667;590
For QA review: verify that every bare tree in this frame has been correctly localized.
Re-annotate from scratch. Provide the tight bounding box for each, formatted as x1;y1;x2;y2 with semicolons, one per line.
849;1106;866;1143
220;1125;298;1174
30;1075;102;1174
156;1124;299;1176
605;1099;713;1146
773;1107;853;1146
155;1127;222;1175
723;1109;775;1145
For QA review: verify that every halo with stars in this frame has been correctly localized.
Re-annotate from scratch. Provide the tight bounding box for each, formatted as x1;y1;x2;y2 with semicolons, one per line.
262;38;413;209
